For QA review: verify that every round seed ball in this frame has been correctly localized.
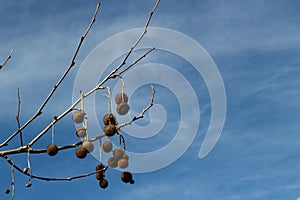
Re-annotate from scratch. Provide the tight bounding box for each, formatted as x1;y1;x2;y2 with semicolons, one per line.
130;179;135;184
72;111;85;124
113;148;124;161
118;158;129;169
46;144;58;156
121;171;133;183
104;124;117;137
116;103;130;115
115;93;129;104
96;172;105;180
103;114;117;126
99;179;108;189
122;152;129;160
76;127;87;138
82;141;94;153
75;147;88;159
95;163;105;171
107;157;118;168
103;141;113;153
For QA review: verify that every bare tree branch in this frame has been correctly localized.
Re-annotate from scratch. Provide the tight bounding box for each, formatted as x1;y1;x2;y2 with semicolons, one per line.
0;3;101;148
110;47;155;79
26;0;159;147
3;155;108;182
16;88;23;147
0;49;13;70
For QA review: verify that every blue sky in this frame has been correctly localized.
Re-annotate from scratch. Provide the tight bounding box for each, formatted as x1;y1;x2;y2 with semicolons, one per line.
0;0;300;199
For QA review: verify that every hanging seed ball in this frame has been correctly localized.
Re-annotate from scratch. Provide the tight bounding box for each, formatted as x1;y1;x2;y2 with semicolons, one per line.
116;103;130;115
107;157;118;168
96;172;105;180
25;182;32;188
95;163;105;171
46;144;59;156
5;188;10;194
113;148;124;161
115;93;129;104
118;158;129;169
103;114;117;126
122;152;129;160
121;171;133;183
75;147;88;159
95;163;106;180
104;124;117;137
72;111;85;124
103;141;113;153
82;141;94;153
99;179;109;189
76;127;87;138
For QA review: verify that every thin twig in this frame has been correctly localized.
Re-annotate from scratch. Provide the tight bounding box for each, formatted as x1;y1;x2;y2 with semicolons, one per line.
110;47;155;79
15;88;23;146
3;155;108;182
0;134;106;156
0;3;101;148
0;49;13;70
114;0;160;72
118;86;155;129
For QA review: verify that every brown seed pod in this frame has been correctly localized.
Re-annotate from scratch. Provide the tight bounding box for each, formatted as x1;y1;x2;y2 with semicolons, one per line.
95;163;105;171
5;188;10;194
113;148;124;161
116;103;130;115
46;144;58;156
107;157;118;168
96;172;105;180
118;158;129;169
82;141;94;153
115;93;129;104
103;114;117;126
72;111;85;124
102;141;113;153
99;179;109;189
122;152;129;160
75;127;87;138
75;147;88;159
121;171;133;183
104;124;117;137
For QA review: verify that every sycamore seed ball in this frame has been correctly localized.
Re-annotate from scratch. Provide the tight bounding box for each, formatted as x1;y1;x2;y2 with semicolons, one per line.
116;103;130;116
46;144;58;156
122;153;129;160
103;141;113;153
5;188;10;194
104;124;117;137
76;127;87;138
72;111;85;124
99;179;109;189
121;171;133;183
82;141;94;153
95;163;105;171
113;148;124;161
118;158;129;169
75;147;88;159
103;114;116;126
107;157;118;168
115;93;129;104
